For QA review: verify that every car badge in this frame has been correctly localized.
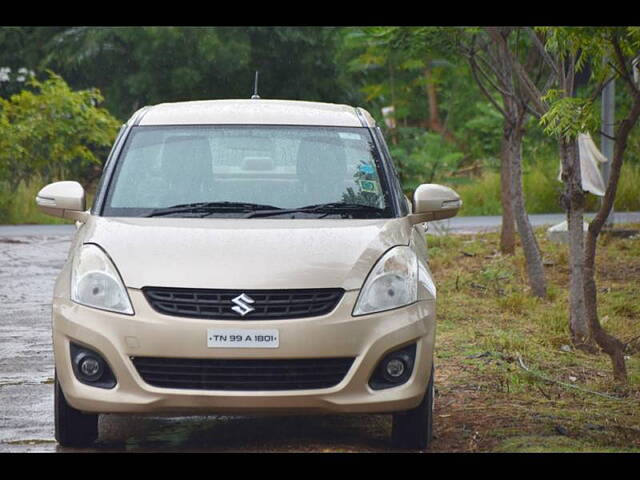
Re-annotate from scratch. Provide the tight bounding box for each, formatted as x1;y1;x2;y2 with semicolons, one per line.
231;293;256;316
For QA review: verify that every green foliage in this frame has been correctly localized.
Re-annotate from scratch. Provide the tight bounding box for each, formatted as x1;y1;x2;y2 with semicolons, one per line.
457;151;562;216
522;161;564;213
339;26;506;193
458;101;503;163
10;27;351;120
537;26;640;149
0;72;119;219
35;27;251;119
537;27;607;75
456;156;640;216
339;27;475;129
389;128;465;190
538;27;640;84
1;27;639;224
0;178;78;224
614;162;640;210
0;27;65;97
540;89;598;140
456;172;502;216
0;72;119;185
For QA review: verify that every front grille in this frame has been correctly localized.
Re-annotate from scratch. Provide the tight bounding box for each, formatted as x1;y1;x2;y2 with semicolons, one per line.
142;287;344;320
131;356;355;391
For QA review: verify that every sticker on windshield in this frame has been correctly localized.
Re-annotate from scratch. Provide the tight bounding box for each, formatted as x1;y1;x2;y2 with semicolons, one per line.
359;164;375;175
338;132;363;140
359;180;378;193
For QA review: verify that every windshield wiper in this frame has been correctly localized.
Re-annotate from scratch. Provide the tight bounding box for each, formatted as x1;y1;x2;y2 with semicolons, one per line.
243;202;385;219
145;202;282;217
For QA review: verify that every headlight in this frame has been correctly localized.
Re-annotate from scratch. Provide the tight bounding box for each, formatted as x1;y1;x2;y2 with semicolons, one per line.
353;246;417;316
71;243;134;315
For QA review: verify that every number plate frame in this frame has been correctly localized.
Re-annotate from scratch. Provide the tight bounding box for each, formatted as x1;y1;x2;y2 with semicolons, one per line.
207;329;280;348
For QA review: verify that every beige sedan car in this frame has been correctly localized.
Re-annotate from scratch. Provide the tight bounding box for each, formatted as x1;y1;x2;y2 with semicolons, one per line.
36;99;460;449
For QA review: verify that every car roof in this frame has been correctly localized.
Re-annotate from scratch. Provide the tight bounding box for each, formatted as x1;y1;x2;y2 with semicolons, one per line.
132;99;376;128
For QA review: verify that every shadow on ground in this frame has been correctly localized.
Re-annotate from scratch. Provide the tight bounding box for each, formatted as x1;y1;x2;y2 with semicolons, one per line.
67;414;394;452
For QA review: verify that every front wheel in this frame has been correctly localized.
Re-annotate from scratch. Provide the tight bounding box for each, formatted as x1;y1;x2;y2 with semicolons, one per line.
390;365;434;450
54;373;99;447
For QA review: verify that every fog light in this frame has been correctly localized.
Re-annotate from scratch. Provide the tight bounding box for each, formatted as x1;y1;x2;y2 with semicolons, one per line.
369;343;417;390
70;343;116;389
79;356;102;379
385;358;406;378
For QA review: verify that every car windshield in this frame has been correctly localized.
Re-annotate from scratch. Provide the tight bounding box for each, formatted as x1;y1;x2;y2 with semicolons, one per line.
103;125;393;218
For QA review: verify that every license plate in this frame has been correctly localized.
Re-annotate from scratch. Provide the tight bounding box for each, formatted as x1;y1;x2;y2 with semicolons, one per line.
207;329;279;349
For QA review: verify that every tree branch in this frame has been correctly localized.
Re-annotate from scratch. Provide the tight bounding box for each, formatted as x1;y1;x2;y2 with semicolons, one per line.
597;129;617;141
490;29;549;116
588;95;640;237
589;76;614;103
611;34;640;96
525;27;561;79
473;52;517;99
567;52;576;96
523;99;545;119
468;55;509;119
517;355;623;401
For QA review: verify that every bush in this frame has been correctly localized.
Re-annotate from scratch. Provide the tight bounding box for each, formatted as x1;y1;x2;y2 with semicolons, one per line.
390;127;465;191
0;72;119;221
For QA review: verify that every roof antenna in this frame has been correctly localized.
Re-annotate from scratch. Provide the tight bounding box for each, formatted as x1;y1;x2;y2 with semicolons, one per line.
251;71;261;99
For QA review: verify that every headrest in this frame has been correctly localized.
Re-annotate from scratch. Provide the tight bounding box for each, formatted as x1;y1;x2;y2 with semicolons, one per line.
242;156;275;171
161;135;212;167
296;136;347;178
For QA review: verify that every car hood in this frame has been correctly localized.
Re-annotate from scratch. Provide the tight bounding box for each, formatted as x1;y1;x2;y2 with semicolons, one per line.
77;216;413;291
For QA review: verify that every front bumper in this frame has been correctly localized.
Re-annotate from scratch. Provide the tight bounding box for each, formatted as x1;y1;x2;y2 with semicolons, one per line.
53;289;435;415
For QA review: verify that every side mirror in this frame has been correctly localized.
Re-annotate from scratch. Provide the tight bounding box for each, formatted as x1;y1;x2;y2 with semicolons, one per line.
408;183;462;224
35;181;88;221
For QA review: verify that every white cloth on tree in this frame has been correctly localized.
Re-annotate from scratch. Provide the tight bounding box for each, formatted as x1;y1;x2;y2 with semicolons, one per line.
557;132;609;197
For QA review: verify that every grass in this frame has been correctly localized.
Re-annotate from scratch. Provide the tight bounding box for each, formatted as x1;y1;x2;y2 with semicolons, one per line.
494;435;640;453
0;179;93;225
428;225;640;452
455;161;640;216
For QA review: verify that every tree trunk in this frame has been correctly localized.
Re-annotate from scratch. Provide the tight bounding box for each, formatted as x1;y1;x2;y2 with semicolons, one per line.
583;249;628;380
424;67;461;148
581;98;640;382
388;62;399;147
490;31;547;295
507;123;547;298
424;67;443;133
499;129;516;255
559;138;591;346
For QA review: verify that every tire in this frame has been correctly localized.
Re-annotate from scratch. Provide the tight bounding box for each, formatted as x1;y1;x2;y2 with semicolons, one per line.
391;365;434;450
54;373;99;447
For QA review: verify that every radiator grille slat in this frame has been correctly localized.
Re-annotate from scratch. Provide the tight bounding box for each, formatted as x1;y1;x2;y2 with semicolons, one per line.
142;287;344;320
131;357;354;391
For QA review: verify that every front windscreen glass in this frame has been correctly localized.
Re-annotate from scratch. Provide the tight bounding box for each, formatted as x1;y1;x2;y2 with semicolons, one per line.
103;125;393;219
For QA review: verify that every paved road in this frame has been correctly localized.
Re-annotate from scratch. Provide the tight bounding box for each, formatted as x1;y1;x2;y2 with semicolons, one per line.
1;212;638;452
430;211;640;234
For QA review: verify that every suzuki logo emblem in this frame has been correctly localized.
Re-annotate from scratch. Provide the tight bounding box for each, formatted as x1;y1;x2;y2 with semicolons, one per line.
231;293;255;316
